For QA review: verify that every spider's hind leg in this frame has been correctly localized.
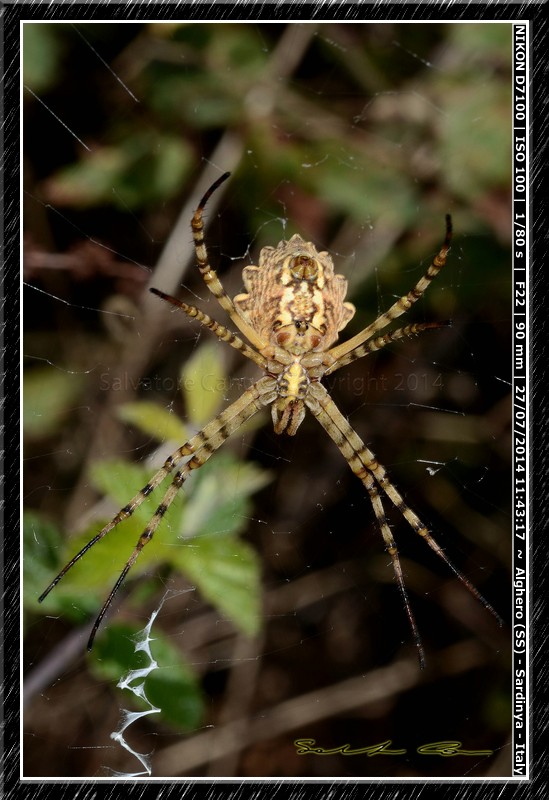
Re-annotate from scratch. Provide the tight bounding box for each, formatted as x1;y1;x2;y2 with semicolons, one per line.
306;380;501;665
366;478;426;667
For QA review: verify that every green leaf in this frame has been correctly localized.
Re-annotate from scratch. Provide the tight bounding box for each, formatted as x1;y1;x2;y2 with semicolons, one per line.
45;132;193;209
153;137;194;198
25;510;101;622
24;367;86;439
182;455;271;540
117;401;188;444
172;532;262;636
46;146;127;208
35;452;268;636
438;82;512;199
23;510;64;607
23;24;65;93
88;459;185;529
180;343;228;427
34;461;185;611
89;622;204;731
310;148;417;227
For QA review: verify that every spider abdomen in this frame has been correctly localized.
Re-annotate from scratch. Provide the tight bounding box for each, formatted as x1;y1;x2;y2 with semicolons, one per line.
234;233;355;353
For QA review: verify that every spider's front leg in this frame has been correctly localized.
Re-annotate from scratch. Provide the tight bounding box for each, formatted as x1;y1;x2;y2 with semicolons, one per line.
326;215;452;371
190;172;267;352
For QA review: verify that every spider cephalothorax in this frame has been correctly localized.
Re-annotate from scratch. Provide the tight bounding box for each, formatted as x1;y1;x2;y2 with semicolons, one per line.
39;172;501;662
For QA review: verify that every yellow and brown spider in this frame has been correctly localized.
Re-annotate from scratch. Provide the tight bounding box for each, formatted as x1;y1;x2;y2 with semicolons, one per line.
39;172;501;663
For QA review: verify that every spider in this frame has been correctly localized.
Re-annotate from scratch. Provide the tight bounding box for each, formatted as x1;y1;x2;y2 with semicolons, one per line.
39;172;501;664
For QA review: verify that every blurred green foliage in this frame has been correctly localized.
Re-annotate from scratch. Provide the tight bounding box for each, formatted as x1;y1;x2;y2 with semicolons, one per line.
24;22;511;233
24;366;87;439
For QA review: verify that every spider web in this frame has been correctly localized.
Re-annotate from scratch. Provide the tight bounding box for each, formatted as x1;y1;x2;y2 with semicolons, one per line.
21;18;516;782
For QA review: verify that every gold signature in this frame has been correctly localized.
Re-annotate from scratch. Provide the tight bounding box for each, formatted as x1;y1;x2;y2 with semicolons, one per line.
417;741;494;757
294;739;493;757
